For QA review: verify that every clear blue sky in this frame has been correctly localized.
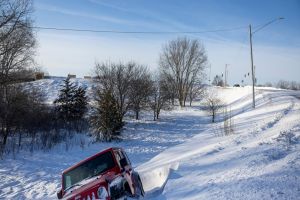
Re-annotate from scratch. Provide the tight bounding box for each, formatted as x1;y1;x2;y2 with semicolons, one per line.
34;0;300;85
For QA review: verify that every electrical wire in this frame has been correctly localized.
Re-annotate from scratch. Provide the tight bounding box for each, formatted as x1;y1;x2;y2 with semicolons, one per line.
252;17;284;35
31;25;248;34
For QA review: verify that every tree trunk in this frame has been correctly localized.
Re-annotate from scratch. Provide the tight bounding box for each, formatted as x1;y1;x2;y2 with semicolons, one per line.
179;95;183;107
183;93;187;107
156;110;160;120
135;110;139;120
2;129;9;146
18;131;22;147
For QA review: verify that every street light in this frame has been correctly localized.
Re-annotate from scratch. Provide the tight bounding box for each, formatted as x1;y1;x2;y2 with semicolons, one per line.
249;17;284;108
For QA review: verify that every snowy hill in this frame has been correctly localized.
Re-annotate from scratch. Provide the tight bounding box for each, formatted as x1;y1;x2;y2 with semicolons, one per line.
23;77;94;103
0;78;299;199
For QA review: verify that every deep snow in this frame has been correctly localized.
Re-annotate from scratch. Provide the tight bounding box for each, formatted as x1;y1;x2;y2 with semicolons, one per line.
0;78;299;200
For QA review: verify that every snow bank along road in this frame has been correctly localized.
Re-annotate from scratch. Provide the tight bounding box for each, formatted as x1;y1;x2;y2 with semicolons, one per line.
137;88;300;200
0;82;299;199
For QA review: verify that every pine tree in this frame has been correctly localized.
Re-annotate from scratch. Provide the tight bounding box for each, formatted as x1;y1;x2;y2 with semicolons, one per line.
90;89;120;141
54;77;77;124
54;78;88;132
73;86;88;120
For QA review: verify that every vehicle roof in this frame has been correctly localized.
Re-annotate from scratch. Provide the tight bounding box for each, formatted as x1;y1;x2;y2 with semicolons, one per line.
62;147;123;174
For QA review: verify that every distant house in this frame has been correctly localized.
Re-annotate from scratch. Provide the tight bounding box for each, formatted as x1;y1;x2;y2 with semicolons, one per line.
35;72;44;80
84;76;92;79
68;74;76;79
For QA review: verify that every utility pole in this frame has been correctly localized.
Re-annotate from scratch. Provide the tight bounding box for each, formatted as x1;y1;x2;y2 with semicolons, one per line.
249;25;255;108
248;17;284;109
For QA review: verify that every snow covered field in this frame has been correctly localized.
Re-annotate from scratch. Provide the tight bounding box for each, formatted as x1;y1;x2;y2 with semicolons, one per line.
0;78;299;199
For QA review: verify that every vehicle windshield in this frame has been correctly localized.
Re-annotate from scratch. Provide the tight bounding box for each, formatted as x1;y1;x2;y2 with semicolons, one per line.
63;151;115;190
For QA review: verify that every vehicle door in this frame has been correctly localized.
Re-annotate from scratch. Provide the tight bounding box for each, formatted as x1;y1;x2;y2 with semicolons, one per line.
114;149;134;195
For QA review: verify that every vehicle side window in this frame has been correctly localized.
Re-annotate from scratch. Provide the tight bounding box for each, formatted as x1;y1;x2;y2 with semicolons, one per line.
120;150;131;166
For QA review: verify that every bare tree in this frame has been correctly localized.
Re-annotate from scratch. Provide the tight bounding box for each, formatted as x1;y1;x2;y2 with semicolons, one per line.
0;0;33;42
276;80;289;89
204;90;224;123
289;81;298;90
159;37;207;107
160;73;176;105
0;0;35;85
129;65;153;120
188;79;205;106
0;0;35;155
150;73;171;121
94;62;135;126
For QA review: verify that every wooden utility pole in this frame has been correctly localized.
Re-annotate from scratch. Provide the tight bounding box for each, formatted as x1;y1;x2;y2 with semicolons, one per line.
249;25;255;108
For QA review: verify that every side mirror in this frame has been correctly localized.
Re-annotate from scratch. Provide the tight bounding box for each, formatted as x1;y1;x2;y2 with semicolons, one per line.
120;157;127;169
57;189;63;199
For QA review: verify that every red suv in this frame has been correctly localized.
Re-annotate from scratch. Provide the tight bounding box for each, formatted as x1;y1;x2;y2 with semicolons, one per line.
57;147;144;200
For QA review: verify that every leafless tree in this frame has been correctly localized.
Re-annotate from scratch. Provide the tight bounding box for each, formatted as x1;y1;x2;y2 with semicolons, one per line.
276;80;289;89
0;85;48;154
289;81;298;90
159;37;207;107
129;65;153;120
94;62;135;125
0;0;35;85
0;0;36;155
0;0;33;42
204;90;224;123
160;73;176;105
149;73;171;121
188;79;205;106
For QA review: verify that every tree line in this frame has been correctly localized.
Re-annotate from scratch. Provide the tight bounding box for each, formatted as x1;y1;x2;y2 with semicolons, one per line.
271;80;300;90
0;0;208;156
91;36;207;141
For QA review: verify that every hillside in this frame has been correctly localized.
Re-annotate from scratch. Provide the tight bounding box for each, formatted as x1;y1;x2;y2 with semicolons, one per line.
0;78;299;199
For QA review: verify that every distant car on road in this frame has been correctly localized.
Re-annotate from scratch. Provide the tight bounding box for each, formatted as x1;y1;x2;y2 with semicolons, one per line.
57;147;144;200
233;84;240;87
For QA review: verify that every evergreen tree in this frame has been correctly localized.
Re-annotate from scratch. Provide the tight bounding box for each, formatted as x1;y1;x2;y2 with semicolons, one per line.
90;89;120;141
73;86;88;120
54;78;77;126
54;78;88;130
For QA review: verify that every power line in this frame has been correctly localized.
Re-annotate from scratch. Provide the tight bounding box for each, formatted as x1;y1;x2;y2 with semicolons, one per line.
252;17;284;35
32;25;247;34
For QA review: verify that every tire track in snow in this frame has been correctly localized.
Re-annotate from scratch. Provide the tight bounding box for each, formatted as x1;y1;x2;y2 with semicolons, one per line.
137;91;299;199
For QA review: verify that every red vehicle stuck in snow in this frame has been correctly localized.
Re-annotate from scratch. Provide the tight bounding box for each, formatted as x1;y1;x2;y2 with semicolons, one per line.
57;147;144;200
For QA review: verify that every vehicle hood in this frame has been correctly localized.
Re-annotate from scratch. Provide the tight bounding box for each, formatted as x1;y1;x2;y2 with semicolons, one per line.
63;171;118;200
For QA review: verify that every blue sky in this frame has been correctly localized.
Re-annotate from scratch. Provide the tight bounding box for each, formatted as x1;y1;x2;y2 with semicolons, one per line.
34;0;300;84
